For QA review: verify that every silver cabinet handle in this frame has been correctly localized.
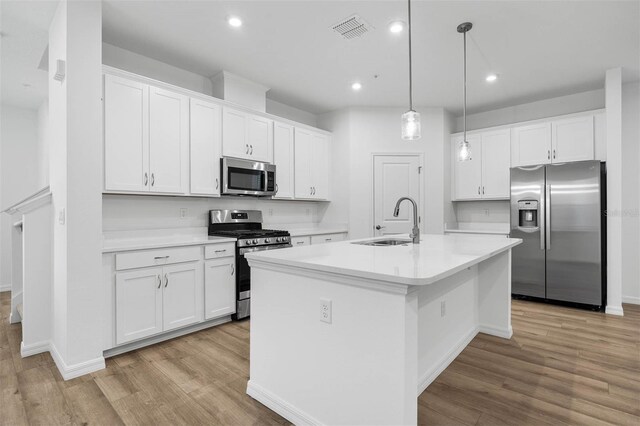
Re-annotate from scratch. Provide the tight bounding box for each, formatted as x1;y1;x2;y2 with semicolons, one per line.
157;274;161;289
553;149;556;159
246;144;249;154
375;225;385;230
312;187;316;195
325;238;332;242
250;145;253;155
154;256;169;260
478;186;481;195
215;249;227;253
545;184;551;250
482;186;485;195
151;173;155;186
230;264;234;275
215;178;219;190
275;183;278;194
164;273;168;288
296;241;305;245
310;186;313;195
144;172;148;186
548;150;551;160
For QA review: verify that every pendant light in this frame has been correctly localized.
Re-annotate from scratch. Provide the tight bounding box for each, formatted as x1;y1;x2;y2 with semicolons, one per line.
457;22;472;161
401;0;420;140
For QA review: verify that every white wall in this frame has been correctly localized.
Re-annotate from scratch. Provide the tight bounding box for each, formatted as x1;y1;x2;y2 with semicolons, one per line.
36;100;50;188
622;81;640;304
0;105;41;290
317;107;451;239
103;195;322;232
266;99;317;127
454;88;605;132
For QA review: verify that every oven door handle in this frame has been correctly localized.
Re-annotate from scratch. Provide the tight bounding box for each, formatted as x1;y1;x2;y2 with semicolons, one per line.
239;243;292;255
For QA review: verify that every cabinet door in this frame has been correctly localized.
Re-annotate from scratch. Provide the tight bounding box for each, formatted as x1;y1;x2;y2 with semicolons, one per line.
247;114;272;162
149;86;189;194
204;258;236;320
104;75;149;192
481;130;511;199
190;98;222;196
512;122;552;167
552;115;594;163
294;128;313;199
452;134;482;200
273;122;294;199
162;261;203;332
115;267;163;345
222;107;248;159
311;133;330;200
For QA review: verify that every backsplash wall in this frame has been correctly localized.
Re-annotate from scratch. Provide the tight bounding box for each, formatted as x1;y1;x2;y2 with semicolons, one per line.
102;194;322;231
453;200;511;224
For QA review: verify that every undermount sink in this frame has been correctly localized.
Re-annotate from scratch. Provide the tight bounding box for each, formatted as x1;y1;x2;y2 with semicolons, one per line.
352;239;413;246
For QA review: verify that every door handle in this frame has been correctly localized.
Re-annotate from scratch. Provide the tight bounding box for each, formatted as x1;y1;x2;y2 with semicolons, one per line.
151;173;155;186
375;225;386;230
164;273;168;288
144;172;148;186
545;184;551;250
215;178;219;190
539;184;545;251
230;264;234;275
157;274;161;289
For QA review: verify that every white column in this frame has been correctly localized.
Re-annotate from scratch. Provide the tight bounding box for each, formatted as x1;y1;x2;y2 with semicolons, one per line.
48;0;105;378
605;68;624;316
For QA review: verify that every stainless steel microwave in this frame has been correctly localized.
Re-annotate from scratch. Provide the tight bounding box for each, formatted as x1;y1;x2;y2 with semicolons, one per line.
221;157;276;197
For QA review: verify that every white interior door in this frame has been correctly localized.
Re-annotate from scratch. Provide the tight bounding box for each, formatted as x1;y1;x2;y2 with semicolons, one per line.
373;155;422;236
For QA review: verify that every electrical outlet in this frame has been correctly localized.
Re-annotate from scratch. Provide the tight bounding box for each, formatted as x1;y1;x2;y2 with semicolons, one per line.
320;298;332;324
440;300;446;317
484;209;490;216
58;208;66;225
180;208;188;219
268;208;273;216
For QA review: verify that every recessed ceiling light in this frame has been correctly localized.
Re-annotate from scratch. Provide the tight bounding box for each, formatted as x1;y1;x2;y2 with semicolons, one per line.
486;74;498;82
389;21;405;34
228;16;242;28
351;82;362;91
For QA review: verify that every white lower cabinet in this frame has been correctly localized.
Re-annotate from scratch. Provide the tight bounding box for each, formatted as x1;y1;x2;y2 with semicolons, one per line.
204;258;236;320
162;261;203;332
115;267;163;345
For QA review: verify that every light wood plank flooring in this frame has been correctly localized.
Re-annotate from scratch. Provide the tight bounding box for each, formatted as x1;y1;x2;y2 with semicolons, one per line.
1;292;639;425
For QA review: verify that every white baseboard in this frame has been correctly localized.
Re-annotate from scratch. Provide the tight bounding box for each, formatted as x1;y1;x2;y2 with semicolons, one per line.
479;324;513;339
417;326;479;395
247;381;322;426
50;342;106;380
0;283;11;292
605;305;624;316
622;296;640;305
21;340;49;357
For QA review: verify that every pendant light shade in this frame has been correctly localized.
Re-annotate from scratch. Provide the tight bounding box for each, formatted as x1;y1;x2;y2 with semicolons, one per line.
401;0;421;140
457;21;472;161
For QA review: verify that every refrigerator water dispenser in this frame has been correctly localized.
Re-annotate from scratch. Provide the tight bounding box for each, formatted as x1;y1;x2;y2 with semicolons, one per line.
518;200;538;228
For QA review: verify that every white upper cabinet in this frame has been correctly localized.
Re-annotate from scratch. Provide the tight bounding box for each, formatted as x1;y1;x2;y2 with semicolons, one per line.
149;87;189;194
190;98;222;196
104;75;149;192
480;129;511;199
452;134;482;200
294;128;330;200
551;115;594;163
222;107;272;162
273;122;294;199
512;122;552;167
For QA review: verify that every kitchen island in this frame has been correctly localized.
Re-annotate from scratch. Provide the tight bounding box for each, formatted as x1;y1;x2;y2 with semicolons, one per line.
245;234;521;426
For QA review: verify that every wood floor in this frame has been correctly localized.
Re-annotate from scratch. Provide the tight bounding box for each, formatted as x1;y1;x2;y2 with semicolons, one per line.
1;293;639;426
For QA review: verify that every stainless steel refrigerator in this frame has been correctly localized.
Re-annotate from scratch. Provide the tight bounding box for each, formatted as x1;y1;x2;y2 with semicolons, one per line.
510;161;606;308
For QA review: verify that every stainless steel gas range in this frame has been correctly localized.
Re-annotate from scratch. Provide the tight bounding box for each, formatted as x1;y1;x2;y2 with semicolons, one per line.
208;209;291;320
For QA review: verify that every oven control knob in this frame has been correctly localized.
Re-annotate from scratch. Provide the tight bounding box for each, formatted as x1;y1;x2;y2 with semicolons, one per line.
253;239;258;245
244;240;251;246
265;238;270;243
275;237;281;243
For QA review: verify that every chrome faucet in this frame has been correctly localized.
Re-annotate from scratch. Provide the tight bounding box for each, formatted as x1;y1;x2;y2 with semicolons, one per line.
393;197;420;244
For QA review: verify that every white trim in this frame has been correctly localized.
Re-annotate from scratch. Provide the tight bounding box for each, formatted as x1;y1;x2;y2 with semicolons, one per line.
479;324;513;339
247;381;323;426
50;343;106;380
622;296;640;305
417;326;478;395
0;284;10;292
3;186;51;214
605;305;624;316
104;315;231;357
21;340;49;357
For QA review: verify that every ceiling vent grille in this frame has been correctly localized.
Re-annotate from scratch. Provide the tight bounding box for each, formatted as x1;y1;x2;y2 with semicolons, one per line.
331;14;373;39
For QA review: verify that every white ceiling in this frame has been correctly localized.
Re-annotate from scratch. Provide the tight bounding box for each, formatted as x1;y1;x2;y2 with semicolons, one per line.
1;1;639;115
0;0;57;109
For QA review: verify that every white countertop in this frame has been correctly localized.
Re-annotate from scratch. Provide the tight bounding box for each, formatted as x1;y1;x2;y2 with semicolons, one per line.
286;226;349;237
246;233;521;286
102;235;236;253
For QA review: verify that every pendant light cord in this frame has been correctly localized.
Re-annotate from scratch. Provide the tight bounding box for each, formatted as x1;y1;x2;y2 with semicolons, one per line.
408;0;413;111
463;29;467;143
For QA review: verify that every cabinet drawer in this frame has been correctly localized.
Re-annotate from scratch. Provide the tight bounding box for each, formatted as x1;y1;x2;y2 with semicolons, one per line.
291;236;311;247
311;233;347;245
116;246;201;271
204;243;235;259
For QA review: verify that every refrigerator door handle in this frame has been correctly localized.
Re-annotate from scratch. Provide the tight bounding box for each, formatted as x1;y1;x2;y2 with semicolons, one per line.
539;184;546;250
545;184;551;250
